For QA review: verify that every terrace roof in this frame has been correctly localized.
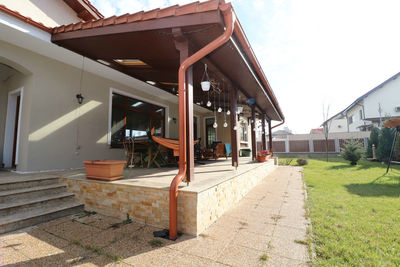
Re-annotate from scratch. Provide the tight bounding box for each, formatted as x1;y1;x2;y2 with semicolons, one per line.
51;0;284;121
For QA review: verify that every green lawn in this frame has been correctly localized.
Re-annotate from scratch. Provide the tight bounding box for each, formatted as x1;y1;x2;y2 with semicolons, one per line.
303;158;400;266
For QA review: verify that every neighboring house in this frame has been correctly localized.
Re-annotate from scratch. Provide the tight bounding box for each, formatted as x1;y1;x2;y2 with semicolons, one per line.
324;72;400;133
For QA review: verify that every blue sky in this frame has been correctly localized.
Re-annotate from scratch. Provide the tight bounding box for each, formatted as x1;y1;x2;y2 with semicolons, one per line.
91;0;400;133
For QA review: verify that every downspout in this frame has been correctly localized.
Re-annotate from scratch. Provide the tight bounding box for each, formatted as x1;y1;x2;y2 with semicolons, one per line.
169;3;235;240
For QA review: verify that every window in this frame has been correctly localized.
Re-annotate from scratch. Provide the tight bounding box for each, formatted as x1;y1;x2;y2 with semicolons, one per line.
359;109;363;120
240;121;248;142
111;93;165;146
349;116;353;124
205;118;216;147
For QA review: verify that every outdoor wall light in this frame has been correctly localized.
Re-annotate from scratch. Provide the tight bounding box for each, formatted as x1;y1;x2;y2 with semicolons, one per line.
76;93;84;104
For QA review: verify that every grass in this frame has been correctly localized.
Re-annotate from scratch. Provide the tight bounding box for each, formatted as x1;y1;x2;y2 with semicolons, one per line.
303;158;400;266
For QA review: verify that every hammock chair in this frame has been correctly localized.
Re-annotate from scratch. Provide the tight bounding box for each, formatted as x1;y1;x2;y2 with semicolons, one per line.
150;128;199;157
383;118;400;175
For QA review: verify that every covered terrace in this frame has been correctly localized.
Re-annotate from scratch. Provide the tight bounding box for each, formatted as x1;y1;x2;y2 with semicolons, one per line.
51;0;284;239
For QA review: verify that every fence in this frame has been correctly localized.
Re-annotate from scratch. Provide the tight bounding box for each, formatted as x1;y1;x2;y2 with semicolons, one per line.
256;132;370;155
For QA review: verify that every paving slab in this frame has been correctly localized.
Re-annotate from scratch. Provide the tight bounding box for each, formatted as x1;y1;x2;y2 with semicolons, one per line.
0;166;310;266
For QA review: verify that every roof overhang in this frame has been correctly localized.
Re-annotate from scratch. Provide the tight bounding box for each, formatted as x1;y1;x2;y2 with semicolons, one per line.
51;0;284;121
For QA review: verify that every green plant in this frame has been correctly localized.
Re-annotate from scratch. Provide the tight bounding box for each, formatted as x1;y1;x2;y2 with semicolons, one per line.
340;140;364;165
279;158;293;166
297;158;308;166
367;127;380;158
377;127;395;162
259;253;268;261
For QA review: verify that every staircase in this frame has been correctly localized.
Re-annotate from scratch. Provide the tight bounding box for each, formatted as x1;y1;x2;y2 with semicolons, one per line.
0;175;84;234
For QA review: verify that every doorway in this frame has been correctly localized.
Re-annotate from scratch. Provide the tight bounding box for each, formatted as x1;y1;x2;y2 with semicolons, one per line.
3;88;23;168
205;117;217;148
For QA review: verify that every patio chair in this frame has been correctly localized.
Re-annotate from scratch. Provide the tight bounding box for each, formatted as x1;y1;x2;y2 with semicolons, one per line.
122;137;143;168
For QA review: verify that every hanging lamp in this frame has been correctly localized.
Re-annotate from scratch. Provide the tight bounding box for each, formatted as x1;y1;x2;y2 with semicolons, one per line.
201;64;211;91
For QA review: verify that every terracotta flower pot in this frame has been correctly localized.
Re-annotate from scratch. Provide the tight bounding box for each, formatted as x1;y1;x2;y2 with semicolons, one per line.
257;155;267;162
83;160;126;181
257;154;271;163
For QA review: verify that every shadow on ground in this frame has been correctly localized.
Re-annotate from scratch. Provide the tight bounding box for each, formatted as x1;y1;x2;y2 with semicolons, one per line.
345;175;400;197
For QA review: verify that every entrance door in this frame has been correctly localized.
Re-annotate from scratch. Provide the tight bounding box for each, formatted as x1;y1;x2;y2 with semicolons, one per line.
205;117;216;148
3;88;23;169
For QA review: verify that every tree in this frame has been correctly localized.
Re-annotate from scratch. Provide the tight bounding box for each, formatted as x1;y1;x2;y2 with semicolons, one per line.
377;127;395;162
366;127;380;158
340;139;364;165
322;104;332;162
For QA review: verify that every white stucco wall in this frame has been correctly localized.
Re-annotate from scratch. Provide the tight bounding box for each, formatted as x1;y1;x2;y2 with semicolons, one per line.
0;0;80;27
328;117;348;133
363;76;400;120
347;103;365;132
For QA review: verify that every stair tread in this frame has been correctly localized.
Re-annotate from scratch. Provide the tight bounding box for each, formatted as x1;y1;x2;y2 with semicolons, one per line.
0;176;59;185
0;201;83;225
0;192;75;210
0;183;66;197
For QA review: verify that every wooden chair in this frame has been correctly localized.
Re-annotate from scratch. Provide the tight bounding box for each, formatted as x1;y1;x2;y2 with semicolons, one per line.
122;137;143;168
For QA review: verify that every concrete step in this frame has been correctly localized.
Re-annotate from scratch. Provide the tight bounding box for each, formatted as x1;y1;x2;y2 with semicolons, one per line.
0;177;59;192
0;192;76;216
0;202;84;234
0;184;68;203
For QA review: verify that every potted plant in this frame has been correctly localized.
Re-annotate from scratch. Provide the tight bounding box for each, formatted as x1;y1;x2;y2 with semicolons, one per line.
256;150;270;162
83;160;126;181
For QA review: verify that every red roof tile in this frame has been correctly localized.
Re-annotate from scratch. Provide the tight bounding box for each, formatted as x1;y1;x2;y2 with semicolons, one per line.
0;4;52;33
53;0;222;34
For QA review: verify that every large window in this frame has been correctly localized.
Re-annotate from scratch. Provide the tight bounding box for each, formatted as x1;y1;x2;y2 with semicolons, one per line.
111;93;165;146
240;121;248;142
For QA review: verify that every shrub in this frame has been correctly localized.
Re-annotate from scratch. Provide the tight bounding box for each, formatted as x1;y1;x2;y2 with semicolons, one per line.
366;127;380;158
340;140;364;165
377;127;395;162
296;158;308;166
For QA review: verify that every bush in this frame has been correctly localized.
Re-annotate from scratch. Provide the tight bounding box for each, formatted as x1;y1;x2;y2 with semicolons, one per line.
377;127;395;162
296;158;308;166
340;140;364;165
367;127;380;158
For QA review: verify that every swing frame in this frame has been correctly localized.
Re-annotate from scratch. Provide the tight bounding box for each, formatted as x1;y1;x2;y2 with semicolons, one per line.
384;118;400;175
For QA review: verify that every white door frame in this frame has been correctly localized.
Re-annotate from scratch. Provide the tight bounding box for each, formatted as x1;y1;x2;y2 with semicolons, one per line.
3;87;23;168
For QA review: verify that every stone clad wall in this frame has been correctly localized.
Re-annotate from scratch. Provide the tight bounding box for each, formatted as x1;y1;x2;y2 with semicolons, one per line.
61;160;277;236
60;179;198;234
196;160;277;234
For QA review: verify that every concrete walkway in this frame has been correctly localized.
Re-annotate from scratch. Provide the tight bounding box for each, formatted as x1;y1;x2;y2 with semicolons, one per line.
0;166;309;266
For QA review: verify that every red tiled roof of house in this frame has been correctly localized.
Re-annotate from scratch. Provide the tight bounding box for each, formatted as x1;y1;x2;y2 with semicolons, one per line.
53;0;221;34
310;128;324;134
0;4;52;33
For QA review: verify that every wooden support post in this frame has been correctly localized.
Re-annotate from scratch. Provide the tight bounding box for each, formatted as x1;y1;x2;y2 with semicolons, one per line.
261;114;266;150
251;105;257;161
173;28;194;182
230;86;239;167
268;120;273;153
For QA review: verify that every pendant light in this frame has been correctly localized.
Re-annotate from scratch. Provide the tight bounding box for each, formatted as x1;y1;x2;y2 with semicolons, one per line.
217;83;222;112
213;92;218;128
206;90;211;107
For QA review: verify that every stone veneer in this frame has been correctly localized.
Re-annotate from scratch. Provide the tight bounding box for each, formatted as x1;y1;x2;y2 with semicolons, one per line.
61;160;277;235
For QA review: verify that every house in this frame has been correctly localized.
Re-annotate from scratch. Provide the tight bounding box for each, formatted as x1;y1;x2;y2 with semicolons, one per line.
0;0;284;238
324;72;400;133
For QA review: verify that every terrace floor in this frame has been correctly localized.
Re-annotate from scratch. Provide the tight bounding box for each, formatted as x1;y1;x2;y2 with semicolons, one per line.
61;157;268;193
0;166;310;266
